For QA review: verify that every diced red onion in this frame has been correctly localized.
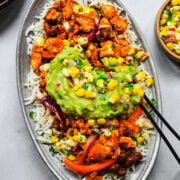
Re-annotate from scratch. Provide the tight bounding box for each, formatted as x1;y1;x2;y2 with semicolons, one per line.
106;73;112;79
168;28;175;35
87;16;100;41
113;105;118;111
117;34;125;39
127;56;133;63
70;61;77;66
120;98;126;103
101;128;108;132
41;97;66;138
99;25;110;29
165;35;175;43
78;134;98;162
87;0;91;4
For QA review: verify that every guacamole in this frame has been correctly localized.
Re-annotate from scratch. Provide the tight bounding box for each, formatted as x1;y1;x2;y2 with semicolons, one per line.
46;47;141;119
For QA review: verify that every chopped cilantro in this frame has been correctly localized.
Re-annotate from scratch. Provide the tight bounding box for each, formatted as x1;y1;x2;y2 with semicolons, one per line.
77;63;84;68
80;136;83;142
107;31;111;36
41;132;45;136
131;136;138;146
69;129;74;135
112;44;116;48
139;132;143;137
83;82;89;90
96;10;100;16
132;54;137;60
167;11;172;22
29;112;34;119
124;84;134;90
100;95;107;101
95;69;101;74
151;98;156;105
108;124;113;131
65;149;71;155
49;146;58;156
58;94;62;99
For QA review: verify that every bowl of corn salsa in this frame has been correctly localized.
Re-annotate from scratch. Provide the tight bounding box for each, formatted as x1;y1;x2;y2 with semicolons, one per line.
156;0;180;62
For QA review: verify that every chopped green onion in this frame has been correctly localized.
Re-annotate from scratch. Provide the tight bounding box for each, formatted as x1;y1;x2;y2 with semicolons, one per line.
66;149;71;155
108;124;113;131
49;146;58;156
29;112;34;119
41;132;45;136
83;82;89;90
69;129;74;135
112;44;116;48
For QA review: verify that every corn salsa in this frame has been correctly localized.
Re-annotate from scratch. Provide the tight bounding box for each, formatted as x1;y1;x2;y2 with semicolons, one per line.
160;0;180;55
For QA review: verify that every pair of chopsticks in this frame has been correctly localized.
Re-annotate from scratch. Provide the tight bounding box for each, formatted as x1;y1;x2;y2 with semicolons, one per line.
140;94;180;165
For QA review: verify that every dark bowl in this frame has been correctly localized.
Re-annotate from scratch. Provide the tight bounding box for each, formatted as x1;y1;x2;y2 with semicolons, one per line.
0;0;15;11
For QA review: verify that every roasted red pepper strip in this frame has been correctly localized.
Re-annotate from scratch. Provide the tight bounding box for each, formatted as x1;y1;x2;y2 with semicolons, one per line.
64;158;116;173
128;105;142;123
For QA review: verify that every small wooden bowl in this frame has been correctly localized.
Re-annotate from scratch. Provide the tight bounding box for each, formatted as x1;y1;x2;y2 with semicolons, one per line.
155;0;180;62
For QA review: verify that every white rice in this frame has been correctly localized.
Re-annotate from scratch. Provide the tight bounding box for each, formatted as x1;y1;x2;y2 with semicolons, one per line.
25;0;155;179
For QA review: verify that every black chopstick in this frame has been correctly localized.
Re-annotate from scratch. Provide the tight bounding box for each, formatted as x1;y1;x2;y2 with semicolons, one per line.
139;103;180;165
144;94;180;140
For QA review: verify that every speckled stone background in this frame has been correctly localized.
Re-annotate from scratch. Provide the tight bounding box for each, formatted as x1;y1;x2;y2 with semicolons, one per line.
0;0;179;179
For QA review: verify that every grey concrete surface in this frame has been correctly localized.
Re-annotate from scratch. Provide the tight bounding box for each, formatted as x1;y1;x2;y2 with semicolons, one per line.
0;0;179;179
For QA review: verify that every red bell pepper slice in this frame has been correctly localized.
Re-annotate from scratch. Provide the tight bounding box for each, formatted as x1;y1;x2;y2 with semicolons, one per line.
64;158;116;173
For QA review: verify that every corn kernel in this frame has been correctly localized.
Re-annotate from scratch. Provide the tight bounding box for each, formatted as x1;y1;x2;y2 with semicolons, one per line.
132;84;142;94
160;29;168;37
160;19;167;25
137;137;145;144
85;50;92;58
83;7;95;13
73;4;82;13
128;47;135;56
77;37;88;45
69;67;79;77
63;40;71;47
73;134;86;143
104;131;111;137
113;130;119;137
117;65;124;70
88;119;96;126
55;146;61;151
85;90;96;98
37;38;45;46
117;57;125;65
87;75;94;83
107;79;118;90
88;43;95;51
109;93;119;104
162;14;168;19
76;88;86;97
124;88;131;95
171;0;179;6
84;66;92;72
135;51;144;59
51;136;59;143
145;77;154;87
138;89;145;97
43;92;48;96
97;118;106;125
96;79;105;88
74;83;82;90
135;71;146;81
166;42;174;50
68;154;76;161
